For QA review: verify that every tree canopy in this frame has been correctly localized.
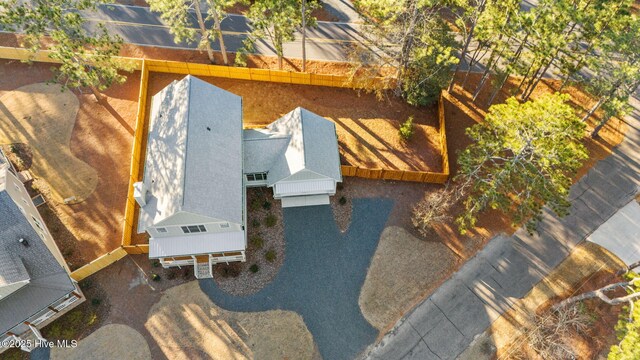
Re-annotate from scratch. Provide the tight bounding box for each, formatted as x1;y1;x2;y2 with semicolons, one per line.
241;0;317;70
147;0;237;65
0;0;131;98
455;93;588;234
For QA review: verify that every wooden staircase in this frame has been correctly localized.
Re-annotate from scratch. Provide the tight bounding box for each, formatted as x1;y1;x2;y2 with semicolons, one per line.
195;261;212;279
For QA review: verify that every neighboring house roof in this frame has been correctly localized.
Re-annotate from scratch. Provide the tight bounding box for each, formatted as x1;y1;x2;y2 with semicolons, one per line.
250;107;342;186
0;191;75;335
0;251;30;287
138;75;244;231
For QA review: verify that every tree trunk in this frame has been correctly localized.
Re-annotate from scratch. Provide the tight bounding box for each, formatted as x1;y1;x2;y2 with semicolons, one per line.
552;278;640;311
301;0;307;72
522;53;558;101
210;7;228;65
472;42;508;101
582;97;606;122
193;0;215;64
89;85;106;102
448;0;487;92
395;0;419;91
461;42;487;90
485;33;529;106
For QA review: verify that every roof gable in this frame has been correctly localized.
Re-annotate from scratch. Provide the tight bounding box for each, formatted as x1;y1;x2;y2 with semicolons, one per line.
266;108;342;185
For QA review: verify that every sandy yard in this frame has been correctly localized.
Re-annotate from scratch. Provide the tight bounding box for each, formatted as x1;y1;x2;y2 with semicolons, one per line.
359;226;457;330
0;60;139;266
51;324;151;360
0;83;97;203
145;281;319;360
146;72;442;172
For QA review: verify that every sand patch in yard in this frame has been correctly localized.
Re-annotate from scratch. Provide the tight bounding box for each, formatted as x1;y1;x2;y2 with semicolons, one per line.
0;83;97;203
359;226;458;330
51;324;151;360
145;281;319;360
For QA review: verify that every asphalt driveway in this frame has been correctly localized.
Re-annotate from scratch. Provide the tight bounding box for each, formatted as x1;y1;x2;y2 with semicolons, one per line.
200;198;393;360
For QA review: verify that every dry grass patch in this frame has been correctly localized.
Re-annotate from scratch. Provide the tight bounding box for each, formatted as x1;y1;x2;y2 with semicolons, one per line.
0;83;97;203
359;226;457;330
145;281;319;360
51;324;151;360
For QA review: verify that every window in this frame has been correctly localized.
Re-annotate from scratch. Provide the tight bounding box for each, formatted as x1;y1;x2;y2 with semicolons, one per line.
157;227;168;233
181;225;207;233
246;172;267;181
220;222;230;228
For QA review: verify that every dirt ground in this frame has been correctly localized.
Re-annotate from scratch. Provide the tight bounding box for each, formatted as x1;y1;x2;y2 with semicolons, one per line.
487;242;626;359
0;83;98;203
51;324;151;360
0;60;139;267
146;281;320;360
447;73;627;179
146;72;442;172
37;254;319;360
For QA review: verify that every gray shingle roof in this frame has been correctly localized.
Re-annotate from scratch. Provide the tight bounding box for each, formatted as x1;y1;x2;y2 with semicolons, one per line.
0;191;75;334
265;107;342;185
0;252;29;287
138;75;244;230
243;129;291;174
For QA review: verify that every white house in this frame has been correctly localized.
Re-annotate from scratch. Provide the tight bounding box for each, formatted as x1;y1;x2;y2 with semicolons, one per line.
0;149;84;353
136;76;342;278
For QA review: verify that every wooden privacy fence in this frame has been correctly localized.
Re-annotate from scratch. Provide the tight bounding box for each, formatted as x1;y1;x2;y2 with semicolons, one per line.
121;60;149;247
340;91;450;184
69;247;128;281
0;46;393;89
123;244;150;255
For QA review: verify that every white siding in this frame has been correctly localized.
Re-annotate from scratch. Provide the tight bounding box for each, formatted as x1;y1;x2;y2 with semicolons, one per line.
274;179;335;198
281;195;330;208
149;230;246;258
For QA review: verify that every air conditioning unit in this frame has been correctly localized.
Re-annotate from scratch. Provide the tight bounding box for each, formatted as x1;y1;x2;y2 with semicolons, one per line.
133;182;147;207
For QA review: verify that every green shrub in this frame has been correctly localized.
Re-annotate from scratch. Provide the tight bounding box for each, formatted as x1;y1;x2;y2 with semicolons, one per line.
399;116;414;141
265;249;276;263
249;264;259;273
9;144;17;153
152;260;160;267
252;219;261;228
339;196;347;205
250;235;264;249
151;273;161;281
265;214;277;227
91;298;101;306
262;200;272;210
250;198;262;211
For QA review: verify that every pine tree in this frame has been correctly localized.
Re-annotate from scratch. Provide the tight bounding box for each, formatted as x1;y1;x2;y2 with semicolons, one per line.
455;93;588;234
0;0;132;100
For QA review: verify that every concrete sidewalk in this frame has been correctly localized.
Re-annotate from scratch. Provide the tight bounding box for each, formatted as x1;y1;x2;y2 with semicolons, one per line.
586;200;640;265
363;97;640;359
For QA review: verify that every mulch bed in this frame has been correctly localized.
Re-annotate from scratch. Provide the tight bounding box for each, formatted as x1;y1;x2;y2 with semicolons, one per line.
212;187;286;296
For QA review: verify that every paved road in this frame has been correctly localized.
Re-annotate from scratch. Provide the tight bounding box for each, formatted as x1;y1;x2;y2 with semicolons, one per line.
82;3;373;62
363;90;640;359
200;198;394;360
